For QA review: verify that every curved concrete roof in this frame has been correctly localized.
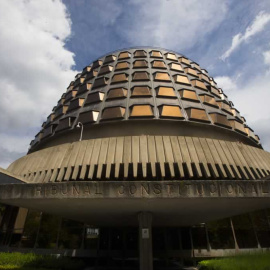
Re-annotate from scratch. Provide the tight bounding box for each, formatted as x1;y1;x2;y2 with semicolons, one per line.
29;47;260;153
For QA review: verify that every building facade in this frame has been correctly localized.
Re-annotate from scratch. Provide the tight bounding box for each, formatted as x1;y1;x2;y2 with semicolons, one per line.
0;47;270;270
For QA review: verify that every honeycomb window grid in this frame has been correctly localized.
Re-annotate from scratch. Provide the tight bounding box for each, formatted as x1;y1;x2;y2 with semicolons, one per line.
130;104;154;118
209;113;231;129
184;67;199;78
179;57;191;66
102;106;126;120
85;69;98;81
151;60;167;69
156;86;177;98
133;60;148;69
179;89;200;103
199;94;219;108
132;71;150;81
173;74;191;85
28;48;261;151
99;65;113;76
77;110;99;124
85;92;105;106
165;52;178;61
185;107;210;123
134;50;147;58
150;50;163;58
169;62;184;72
153;72;171;82
67;98;85;112
115;61;130;71
103;54;116;64
111;73;129;84
92;76;109;89
91;59;103;69
55;116;76;133
159;105;184;119
191;79;208;91
106;88;127;100
118;51;131;60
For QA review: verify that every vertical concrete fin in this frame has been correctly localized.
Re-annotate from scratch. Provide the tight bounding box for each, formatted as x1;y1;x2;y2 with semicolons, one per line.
178;136;193;178
97;138;109;179
170;136;184;178
79;139;95;180
132;136;140;178
140;135;148;178
106;137;117;179
163;136;175;178
155;136;166;178
147;136;157;178
88;138;102;179
115;137;124;178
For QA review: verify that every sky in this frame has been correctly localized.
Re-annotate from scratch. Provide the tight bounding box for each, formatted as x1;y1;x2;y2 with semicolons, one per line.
0;0;270;168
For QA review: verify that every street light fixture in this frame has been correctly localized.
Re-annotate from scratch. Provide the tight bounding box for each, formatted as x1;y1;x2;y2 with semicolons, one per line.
76;122;84;141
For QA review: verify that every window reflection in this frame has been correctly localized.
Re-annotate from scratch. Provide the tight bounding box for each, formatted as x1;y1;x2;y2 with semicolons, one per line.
10;208;28;247
153;228;165;250
37;213;61;249
21;210;41;248
181;227;192;250
191;224;208;249
111;228;123;250
232;214;258;248
58;219;84;249
167;228;180;250
0;206;19;246
99;228;110;250
126;228;138;250
251;210;270;248
207;218;234;249
84;227;99;249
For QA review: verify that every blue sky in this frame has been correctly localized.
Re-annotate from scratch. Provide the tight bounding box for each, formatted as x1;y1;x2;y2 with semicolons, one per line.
0;0;270;168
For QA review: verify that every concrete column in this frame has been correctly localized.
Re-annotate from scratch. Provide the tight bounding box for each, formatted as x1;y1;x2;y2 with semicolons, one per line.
138;212;153;270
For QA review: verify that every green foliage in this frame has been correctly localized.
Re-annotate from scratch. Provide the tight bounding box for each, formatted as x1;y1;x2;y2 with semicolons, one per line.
199;252;270;270
0;252;85;270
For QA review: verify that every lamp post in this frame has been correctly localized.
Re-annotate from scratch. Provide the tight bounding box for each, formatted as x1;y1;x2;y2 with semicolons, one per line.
76;122;84;141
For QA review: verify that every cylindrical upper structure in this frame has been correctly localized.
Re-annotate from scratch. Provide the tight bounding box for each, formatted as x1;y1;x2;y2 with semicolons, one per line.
7;47;270;182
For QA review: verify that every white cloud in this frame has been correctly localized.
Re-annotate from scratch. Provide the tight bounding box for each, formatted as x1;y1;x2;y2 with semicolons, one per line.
0;133;31;154
215;76;237;94
0;0;77;168
215;71;270;151
120;0;228;51
221;11;270;60
263;47;270;66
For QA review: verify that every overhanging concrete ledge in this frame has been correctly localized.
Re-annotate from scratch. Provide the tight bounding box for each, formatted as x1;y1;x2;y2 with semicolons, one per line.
0;167;26;184
0;180;270;226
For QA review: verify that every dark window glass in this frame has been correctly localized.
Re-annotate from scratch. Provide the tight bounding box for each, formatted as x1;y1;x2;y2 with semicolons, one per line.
153;228;165;250
84;227;99;249
99;228;110;250
9;208;28;247
0;204;7;226
9;229;22;247
207;218;234;249
111;228;123;250
167;228;180;250
0;206;18;246
251;210;270;248
232;214;258;248
126;228;138;250
37;213;61;249
21;210;41;248
181;227;192;250
58;219;84;249
191;224;208;249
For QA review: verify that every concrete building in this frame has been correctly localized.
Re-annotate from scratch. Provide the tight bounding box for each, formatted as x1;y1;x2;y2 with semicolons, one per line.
1;47;270;270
